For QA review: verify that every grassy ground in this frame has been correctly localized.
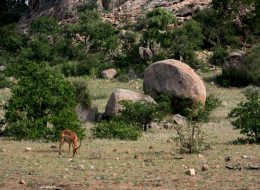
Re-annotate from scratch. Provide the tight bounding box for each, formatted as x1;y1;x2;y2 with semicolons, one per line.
0;74;259;190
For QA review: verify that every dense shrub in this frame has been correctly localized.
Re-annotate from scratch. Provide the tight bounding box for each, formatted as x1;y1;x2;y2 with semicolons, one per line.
169;20;204;67
156;94;221;122
91;119;141;140
0;74;11;89
119;100;161;131
194;8;239;48
30;16;59;34
219;45;260;87
210;46;229;66
79;10;119;52
0;24;27;52
70;78;92;108
229;86;260;143
4;62;84;141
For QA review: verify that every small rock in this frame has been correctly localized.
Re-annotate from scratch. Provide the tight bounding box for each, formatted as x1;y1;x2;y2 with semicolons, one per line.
51;145;58;149
113;149;117;152
115;157;119;160
0;148;6;152
197;154;203;158
149;146;153;150
241;155;250;159
210;81;215;85
215;165;221;169
89;165;95;170
78;164;85;170
202;164;209;171
187;168;196;176
225;156;231;162
19;178;26;185
173;114;187;126
125;149;131;154
134;154;141;160
25;147;32;152
68;158;73;162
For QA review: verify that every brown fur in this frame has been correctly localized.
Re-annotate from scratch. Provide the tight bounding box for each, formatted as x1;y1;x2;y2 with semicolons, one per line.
59;130;81;157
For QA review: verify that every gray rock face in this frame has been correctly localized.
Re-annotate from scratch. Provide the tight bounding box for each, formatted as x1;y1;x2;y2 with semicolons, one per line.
223;50;246;71
143;59;206;105
75;104;98;122
105;89;156;117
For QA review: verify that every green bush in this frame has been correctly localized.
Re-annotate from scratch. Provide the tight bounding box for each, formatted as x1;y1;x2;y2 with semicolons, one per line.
219;46;260;87
210;46;229;66
119;100;161;131
169;20;204;67
91;119;141;140
229;86;260;143
0;24;27;52
194;8;239;48
30;16;59;34
156;94;221;122
61;61;77;76
70;78;92;108
0;74;11;89
4;62;84;141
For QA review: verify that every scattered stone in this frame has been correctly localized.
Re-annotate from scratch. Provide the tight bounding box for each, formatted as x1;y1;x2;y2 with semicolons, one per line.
202;164;209;171
0;65;6;72
186;168;196;176
173;114;187;126
134;154;141;160
115;157;119;160
19;178;26;185
25;147;32;152
38;186;65;190
125;149;131;154
89;165;95;170
149;146;153;150
226;164;242;171
241;155;250;159
225;156;231;162
215;165;221;169
139;46;153;60
113;149;117;152
51;145;58;149
78;164;85;170
162;121;172;129
197;154;203;158
0;148;6;152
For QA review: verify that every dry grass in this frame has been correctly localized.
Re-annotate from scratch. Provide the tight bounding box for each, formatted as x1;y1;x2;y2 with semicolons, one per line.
0;75;260;190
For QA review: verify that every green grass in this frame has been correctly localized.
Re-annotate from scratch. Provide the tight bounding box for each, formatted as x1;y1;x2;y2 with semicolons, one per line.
0;75;260;190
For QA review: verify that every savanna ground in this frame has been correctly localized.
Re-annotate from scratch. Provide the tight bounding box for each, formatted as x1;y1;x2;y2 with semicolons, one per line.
0;72;260;190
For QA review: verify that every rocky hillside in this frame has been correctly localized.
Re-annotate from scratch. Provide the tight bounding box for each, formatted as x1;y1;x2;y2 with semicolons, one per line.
19;0;212;28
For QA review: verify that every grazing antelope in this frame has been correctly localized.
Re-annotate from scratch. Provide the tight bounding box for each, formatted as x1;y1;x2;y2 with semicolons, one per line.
59;129;81;157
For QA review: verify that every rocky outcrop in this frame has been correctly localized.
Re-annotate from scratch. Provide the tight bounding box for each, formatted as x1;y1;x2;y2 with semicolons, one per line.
222;50;246;71
104;89;156;117
143;59;206;105
75;104;98;122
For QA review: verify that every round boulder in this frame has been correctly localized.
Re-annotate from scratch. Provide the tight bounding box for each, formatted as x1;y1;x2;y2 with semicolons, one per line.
105;89;156;117
143;59;206;105
101;68;117;79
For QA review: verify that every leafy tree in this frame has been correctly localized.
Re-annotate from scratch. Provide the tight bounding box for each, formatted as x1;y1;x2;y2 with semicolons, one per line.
79;10;118;52
119;100;161;131
229;87;260;143
4;62;84;141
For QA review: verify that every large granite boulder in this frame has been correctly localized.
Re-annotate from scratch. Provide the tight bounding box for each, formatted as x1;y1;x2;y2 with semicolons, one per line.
104;89;156;117
143;59;206;105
